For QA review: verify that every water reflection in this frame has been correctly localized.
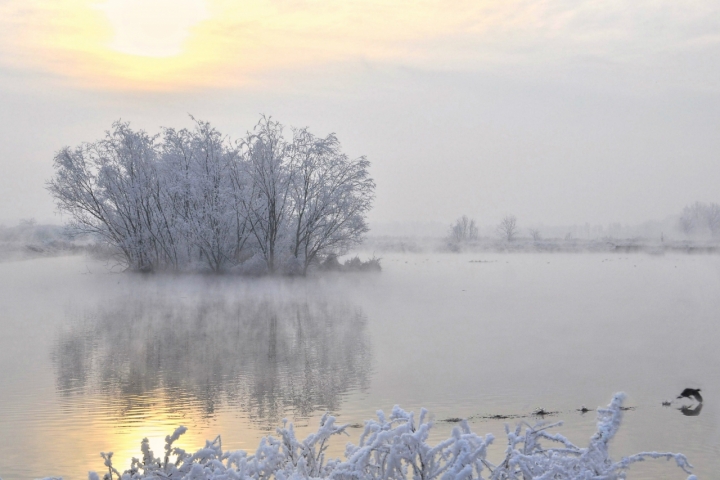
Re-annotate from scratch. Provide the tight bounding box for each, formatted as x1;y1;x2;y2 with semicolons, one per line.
680;403;703;417
52;293;372;428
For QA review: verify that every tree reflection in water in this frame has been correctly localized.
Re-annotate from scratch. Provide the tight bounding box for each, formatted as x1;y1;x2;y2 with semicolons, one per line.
52;295;372;429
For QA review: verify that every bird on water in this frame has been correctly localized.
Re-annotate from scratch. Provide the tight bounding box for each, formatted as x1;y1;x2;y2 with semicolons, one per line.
677;388;703;403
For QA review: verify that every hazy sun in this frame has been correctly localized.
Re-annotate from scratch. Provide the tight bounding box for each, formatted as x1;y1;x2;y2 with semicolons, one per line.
99;0;208;58
0;0;526;91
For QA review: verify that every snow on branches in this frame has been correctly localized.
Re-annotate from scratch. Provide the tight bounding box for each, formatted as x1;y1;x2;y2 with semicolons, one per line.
48;117;375;274
91;393;696;480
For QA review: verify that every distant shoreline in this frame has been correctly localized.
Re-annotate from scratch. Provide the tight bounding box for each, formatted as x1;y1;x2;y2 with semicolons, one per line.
359;234;720;255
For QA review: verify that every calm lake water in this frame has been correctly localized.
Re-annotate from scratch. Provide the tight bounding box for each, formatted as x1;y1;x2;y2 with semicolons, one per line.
0;252;718;479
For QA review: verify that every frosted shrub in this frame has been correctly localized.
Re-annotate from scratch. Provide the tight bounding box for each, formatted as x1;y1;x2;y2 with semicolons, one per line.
320;255;382;272
334;405;492;479
489;393;694;480
343;256;382;272
92;394;696;480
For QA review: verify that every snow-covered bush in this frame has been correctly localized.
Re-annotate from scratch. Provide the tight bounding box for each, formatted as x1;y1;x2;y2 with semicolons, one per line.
320;255;382;272
91;393;696;480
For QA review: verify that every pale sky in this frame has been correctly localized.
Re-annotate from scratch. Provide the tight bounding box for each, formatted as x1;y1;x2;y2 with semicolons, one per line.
1;0;719;231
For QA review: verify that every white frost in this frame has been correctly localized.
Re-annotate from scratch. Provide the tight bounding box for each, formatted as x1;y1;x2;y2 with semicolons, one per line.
89;393;695;480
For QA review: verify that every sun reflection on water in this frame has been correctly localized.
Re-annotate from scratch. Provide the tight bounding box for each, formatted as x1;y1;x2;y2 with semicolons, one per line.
49;289;372;474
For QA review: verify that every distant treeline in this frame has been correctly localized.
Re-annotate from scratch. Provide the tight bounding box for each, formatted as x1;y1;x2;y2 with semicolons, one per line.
48;117;375;274
444;201;720;248
0;220;83;261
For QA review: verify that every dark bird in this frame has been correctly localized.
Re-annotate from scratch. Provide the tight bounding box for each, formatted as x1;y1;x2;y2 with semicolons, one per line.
677;388;703;403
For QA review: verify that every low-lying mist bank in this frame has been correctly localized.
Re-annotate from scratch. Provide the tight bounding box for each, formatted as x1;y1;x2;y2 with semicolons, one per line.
359;235;720;255
3;222;718;275
0;223;381;274
0;222;101;263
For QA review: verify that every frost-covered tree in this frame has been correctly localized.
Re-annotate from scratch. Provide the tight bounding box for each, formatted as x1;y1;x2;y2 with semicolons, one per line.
289;128;374;274
679;201;720;238
160;120;245;271
238;117;294;274
48;122;166;271
708;204;720;237
48;116;374;274
498;214;517;242
449;215;479;243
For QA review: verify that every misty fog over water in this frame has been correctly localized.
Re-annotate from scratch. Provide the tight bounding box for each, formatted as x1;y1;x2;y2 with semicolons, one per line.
3;1;720;478
0;252;718;479
53;295;372;428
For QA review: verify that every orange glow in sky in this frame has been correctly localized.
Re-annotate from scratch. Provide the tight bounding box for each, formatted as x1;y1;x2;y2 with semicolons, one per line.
0;0;530;91
0;0;715;93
